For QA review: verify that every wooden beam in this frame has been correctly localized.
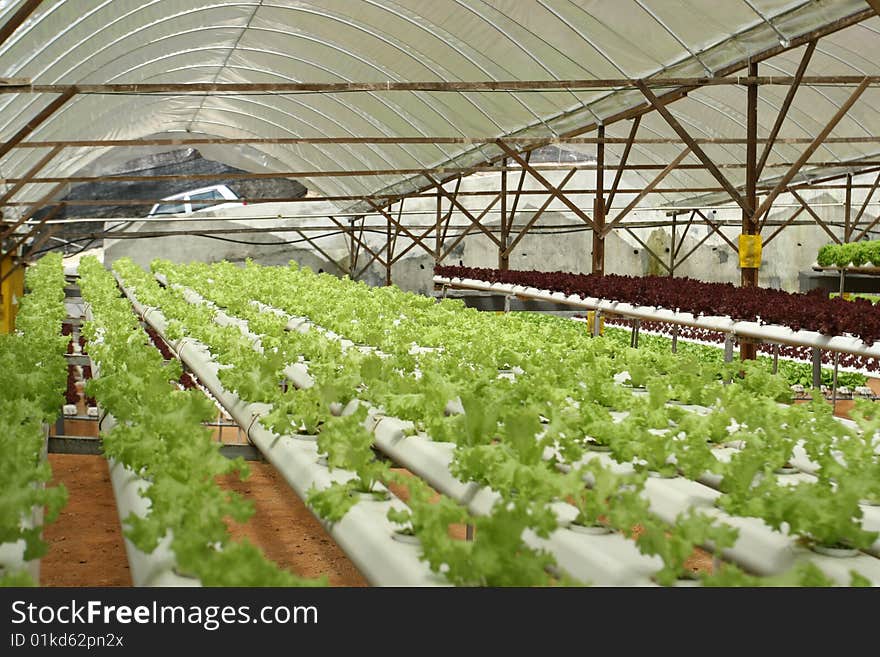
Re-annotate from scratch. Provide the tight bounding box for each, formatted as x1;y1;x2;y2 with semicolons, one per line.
2;203;63;264
294;229;347;275
605;116;641;210
853;213;880;242
592;125;606;275
0;182;65;241
742;60;760;306
626;227;671;274
499;156;508;271
755;41;816;179
602;147;692;236
440;195;502;261
0;89;75;162
845;173;853;242
503;169;578;257
496;141;594;228
365;198;434;258
443;176;463;241
672;210;696;261
851;171;880;233
763;206;805;246
423;174;501;247
695;210;739;252
790;190;841;243
5;75;880;95
391;224;437;266
637;79;750;214
9;157;880;186
0;145;63;206
752;79;871;224
0;0;43;49
14;135;880;150
506;154;529;242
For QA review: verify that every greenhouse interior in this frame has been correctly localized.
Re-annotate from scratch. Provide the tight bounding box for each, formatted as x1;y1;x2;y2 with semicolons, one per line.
6;0;880;589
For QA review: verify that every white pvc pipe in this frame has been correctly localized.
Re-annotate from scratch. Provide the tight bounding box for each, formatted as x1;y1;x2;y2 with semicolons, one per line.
169;275;880;585
116;274;445;586
202;288;663;586
0;428;48;584
82;304;200;587
435;276;880;361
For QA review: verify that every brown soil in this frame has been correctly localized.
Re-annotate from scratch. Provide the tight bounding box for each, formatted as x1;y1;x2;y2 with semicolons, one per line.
40;396;365;586
41;454;132;586
217;464;367;586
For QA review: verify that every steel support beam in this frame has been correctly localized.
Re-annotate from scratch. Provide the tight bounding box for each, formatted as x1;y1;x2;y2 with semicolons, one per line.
752;78;871;224
503;168;578;257
0;0;43;50
602;147;692;236
496;141;594;228
755;41;816;179
790;190;842;243
591;126;606;275
637;79;750;214
605;117;641;211
0;89;75;162
499;157;508;271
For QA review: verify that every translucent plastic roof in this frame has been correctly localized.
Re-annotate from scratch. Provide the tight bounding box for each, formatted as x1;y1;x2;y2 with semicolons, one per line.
0;0;877;214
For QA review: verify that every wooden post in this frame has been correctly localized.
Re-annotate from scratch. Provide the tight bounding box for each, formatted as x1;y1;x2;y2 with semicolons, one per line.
845;173;853;242
385;204;392;286
435;190;442;265
741;61;759;361
592;125;606;275
499;158;508;270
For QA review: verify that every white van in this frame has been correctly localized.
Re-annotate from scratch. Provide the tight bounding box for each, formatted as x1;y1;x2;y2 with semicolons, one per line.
147;184;242;217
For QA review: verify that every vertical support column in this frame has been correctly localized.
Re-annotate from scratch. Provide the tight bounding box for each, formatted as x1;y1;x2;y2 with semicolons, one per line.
592;125;606;275
385;205;392;286
669;212;677;276
347;220;357;279
741;60;759;361
844;173;852;243
499;158;508;270
723;334;735;363
811;347;822;389
435;190;442;265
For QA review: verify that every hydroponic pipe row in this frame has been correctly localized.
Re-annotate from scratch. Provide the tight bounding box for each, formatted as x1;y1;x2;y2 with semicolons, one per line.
163;272;880;585
435;275;880;361
114;273;446;587
163;280;663;586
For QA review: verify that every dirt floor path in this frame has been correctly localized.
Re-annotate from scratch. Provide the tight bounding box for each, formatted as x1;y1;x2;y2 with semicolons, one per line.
41;453;131;586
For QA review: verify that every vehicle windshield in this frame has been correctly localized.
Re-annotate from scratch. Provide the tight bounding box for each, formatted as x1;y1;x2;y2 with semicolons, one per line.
189;189;225;211
151;202;186;215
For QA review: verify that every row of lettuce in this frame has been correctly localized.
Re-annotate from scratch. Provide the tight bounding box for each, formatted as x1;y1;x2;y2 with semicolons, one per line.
0;253;68;586
77;257;323;586
817;240;880;268
109;256;878;586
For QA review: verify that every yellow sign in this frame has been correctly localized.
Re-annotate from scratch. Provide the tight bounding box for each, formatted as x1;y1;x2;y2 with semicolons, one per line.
738;234;763;269
0;253;25;334
586;311;605;335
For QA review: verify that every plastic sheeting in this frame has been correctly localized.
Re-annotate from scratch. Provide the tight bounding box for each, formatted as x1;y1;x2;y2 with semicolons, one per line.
0;0;877;214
